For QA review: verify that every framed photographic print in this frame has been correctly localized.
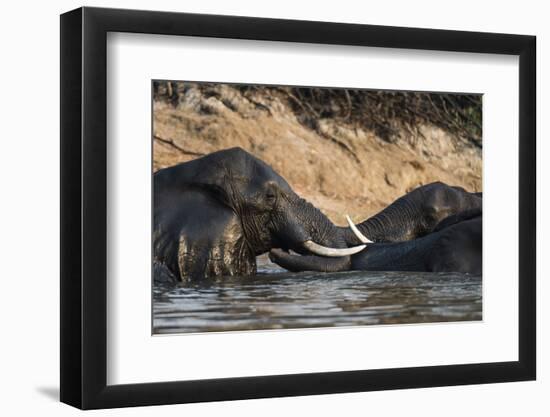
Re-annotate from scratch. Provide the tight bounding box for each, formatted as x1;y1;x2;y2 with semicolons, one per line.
60;6;536;409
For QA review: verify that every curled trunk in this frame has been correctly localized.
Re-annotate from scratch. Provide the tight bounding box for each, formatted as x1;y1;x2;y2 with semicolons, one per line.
269;249;351;272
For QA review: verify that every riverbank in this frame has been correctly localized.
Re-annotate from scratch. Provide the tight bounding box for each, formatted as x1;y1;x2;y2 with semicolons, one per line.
153;83;482;225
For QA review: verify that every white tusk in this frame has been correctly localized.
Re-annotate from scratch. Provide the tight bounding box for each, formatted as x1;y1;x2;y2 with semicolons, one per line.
345;214;373;244
303;240;366;257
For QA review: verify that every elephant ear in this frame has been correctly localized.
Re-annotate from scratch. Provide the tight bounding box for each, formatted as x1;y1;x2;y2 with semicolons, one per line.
154;186;255;281
432;208;482;233
175;191;251;281
175;148;256;204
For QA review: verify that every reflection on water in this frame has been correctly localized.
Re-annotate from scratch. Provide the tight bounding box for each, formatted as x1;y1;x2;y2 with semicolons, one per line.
153;255;482;334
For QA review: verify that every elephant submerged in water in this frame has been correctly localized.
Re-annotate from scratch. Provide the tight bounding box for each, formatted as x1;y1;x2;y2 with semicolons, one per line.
270;183;482;274
154;147;365;283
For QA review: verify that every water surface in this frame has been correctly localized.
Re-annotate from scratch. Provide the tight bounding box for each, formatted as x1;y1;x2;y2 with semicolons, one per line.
153;256;481;334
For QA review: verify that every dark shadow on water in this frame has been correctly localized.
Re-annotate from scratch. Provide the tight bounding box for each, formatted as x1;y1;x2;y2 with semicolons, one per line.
36;386;59;401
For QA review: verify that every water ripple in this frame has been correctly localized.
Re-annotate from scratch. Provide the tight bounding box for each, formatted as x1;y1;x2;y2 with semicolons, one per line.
153;257;482;334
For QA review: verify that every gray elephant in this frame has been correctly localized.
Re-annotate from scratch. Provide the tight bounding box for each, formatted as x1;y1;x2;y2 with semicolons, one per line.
338;181;482;245
154;147;364;283
270;183;482;274
271;211;482;274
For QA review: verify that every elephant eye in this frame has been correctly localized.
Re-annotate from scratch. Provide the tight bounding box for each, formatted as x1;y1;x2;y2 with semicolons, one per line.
265;190;277;203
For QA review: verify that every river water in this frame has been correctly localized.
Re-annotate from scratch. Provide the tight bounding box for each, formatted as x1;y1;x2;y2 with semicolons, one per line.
153;255;482;334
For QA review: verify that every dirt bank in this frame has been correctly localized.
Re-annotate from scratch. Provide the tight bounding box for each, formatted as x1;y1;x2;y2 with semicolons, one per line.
153;83;482;226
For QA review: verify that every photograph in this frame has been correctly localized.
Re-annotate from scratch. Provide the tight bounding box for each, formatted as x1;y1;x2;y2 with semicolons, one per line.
0;0;542;413
152;81;483;334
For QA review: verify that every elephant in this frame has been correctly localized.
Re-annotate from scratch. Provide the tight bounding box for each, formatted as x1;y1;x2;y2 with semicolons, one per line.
153;147;365;283
269;183;482;274
338;181;482;245
270;211;482;274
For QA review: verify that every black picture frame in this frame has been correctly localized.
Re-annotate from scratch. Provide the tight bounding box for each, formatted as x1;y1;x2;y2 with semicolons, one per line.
60;6;536;410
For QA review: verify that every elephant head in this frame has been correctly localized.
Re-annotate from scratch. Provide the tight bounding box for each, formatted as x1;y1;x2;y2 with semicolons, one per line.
338;181;483;245
154;147;364;282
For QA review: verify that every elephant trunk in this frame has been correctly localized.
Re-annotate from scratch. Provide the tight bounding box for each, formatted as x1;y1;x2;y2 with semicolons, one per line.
269;249;352;273
270;196;363;271
339;197;419;245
